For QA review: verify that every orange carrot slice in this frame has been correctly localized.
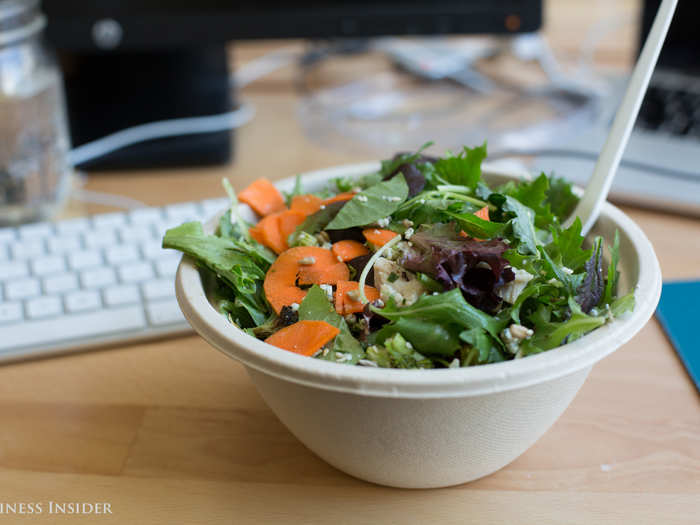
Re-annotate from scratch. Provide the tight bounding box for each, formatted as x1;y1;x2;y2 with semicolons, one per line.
322;192;357;205
264;246;349;314
362;228;398;247
290;194;323;216
277;209;306;249
460;206;491;239
331;240;369;262
239;178;286;217
254;213;286;254
265;320;340;356
334;280;380;315
474;206;490;221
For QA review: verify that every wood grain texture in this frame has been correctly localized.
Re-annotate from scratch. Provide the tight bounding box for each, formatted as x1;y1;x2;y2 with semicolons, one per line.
1;1;699;522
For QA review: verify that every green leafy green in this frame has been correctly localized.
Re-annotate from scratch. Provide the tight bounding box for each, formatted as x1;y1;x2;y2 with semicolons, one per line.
163;221;270;323
460;328;506;364
373;288;507;339
546;175;579;220
366;333;434;369
526;298;606;351
602;230;621;306
298;285;364;364
433;142;487;189
334;172;383;193
325;174;409;230
503;195;539;255
547;216;592;272
376;318;461;357
446;210;507;239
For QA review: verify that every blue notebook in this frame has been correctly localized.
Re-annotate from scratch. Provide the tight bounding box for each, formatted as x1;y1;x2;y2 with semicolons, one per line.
655;280;700;392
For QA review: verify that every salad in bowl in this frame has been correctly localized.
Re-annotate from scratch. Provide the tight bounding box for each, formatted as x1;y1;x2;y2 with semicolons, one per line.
163;143;633;370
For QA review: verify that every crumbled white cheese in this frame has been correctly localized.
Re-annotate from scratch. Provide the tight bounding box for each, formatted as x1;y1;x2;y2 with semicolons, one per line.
356;195;368;202
562;266;574;275
448;358;460;369
297;256;316;265
403;227;414;239
402;219;414;228
500;323;534;355
351;186;362;193
376;217;390;228
476;261;491;270
321;242;332;250
320;204;326;210
358;359;379;367
373;257;427;307
382;195;401;202
289;302;299;312
497;268;534;304
319;284;334;302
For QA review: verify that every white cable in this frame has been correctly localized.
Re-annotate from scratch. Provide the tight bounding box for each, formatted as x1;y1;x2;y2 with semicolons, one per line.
68;103;256;166
68;45;301;167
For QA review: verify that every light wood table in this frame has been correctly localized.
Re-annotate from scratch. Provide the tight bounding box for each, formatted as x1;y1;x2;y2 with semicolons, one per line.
1;1;699;523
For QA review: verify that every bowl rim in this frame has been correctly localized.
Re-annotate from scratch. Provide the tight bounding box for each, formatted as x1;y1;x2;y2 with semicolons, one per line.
175;161;662;398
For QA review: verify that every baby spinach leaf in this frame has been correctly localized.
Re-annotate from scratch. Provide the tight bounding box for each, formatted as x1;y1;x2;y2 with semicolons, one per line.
325;174;409;230
298;285;364;364
293;200;346;236
610;290;635;317
378;318;461;357
539;246;585;296
503;195;539;255
373;288;507;339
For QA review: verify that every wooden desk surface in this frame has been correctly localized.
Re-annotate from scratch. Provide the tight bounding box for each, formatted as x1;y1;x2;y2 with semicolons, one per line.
1;1;699;523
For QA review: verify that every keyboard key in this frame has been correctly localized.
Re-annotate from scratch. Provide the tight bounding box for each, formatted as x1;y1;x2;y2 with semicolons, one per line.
18;222;53;239
0;306;147;352
142;279;174;300
141;239;170;259
31;255;66;276
48;235;82;254
26;296;62;319
84;229;117;249
68;250;102;270
0;261;29;281
0;228;17;244
81;267;116;289
56;217;90;235
93;212;126;229
146;298;185;325
155;255;181;277
11;239;44;259
65;290;101;312
105;245;139;265
43;273;79;294
5;278;40;300
0;302;23;323
129;207;162;225
104;284;140;306
118;261;154;283
119;225;154;243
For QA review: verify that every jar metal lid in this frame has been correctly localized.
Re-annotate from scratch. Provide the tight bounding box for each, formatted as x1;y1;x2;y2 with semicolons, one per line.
0;0;45;46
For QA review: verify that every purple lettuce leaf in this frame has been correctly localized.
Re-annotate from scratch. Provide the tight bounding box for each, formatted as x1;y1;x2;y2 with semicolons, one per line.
400;223;514;313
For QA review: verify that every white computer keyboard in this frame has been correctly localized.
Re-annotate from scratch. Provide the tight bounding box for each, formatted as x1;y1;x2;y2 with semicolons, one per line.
0;197;230;363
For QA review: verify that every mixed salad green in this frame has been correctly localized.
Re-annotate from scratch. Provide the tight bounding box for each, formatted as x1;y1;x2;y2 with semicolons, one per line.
163;143;634;369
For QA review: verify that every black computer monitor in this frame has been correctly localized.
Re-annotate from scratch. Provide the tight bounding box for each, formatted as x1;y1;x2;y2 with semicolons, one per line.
42;1;543;169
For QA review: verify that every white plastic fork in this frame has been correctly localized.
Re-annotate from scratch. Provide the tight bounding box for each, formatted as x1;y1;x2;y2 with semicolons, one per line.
567;0;678;235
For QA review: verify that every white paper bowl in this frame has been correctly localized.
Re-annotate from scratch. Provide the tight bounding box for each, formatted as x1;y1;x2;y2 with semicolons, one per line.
175;163;662;488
